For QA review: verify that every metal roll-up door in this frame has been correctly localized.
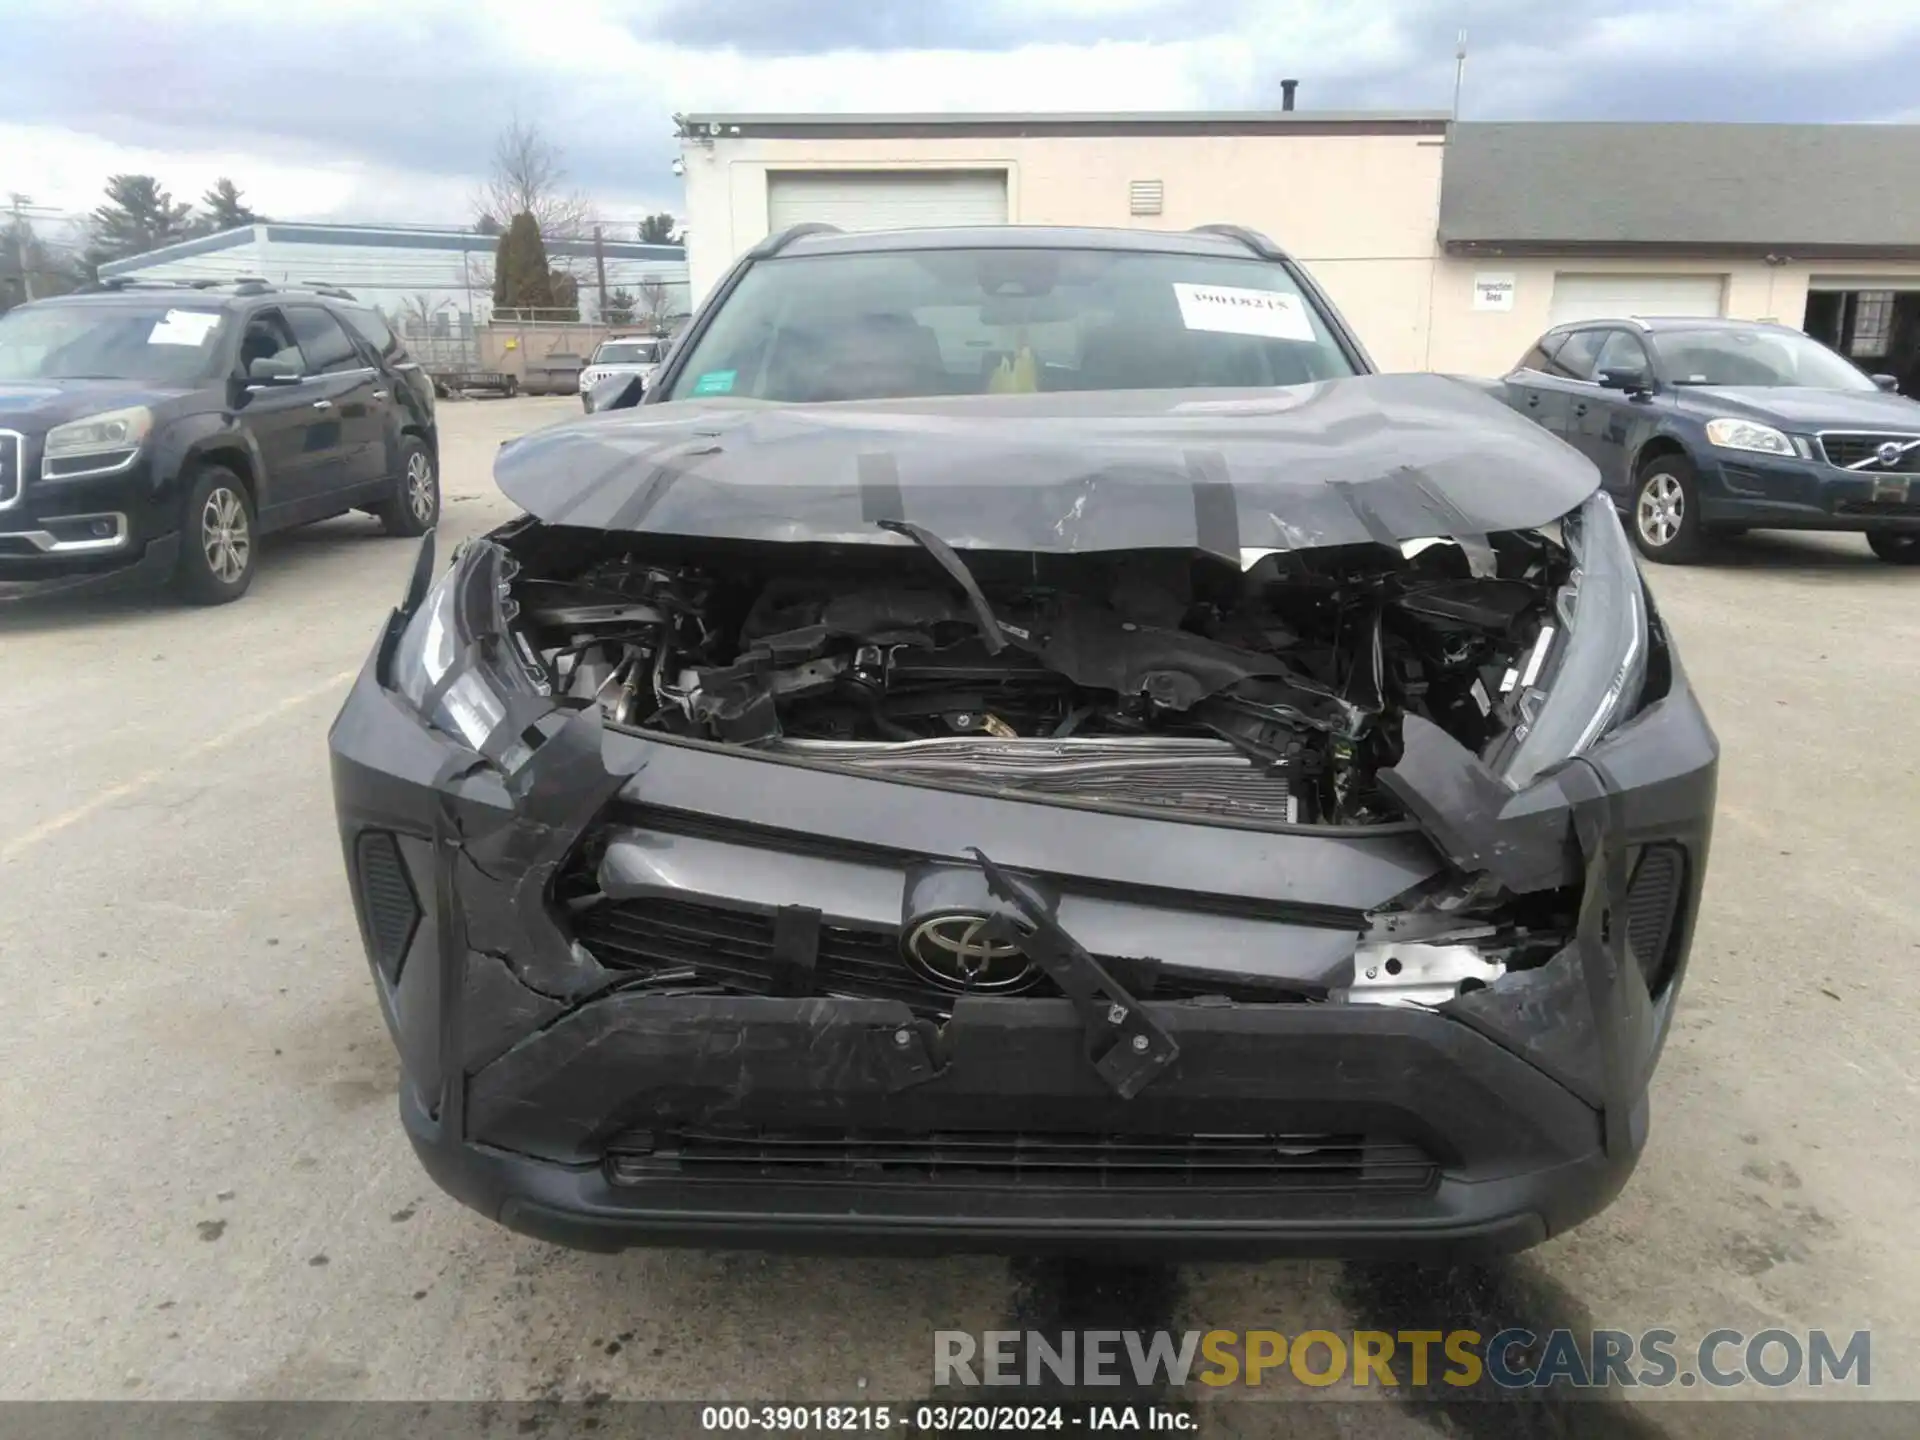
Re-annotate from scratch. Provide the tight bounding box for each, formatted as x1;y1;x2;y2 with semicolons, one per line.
766;171;1009;233
1548;273;1727;326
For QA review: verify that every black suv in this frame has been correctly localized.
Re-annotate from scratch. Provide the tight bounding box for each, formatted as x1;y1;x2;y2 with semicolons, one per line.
1496;316;1920;564
0;279;439;603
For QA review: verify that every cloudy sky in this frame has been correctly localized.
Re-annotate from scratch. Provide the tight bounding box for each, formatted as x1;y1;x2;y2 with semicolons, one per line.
7;0;1919;235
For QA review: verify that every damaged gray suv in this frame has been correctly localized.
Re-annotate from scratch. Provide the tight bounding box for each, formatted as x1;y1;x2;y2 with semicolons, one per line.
329;224;1717;1256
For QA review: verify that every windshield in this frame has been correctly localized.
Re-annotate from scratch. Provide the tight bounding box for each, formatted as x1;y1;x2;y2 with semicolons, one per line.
0;303;227;384
665;247;1357;403
594;340;661;365
1653;328;1875;391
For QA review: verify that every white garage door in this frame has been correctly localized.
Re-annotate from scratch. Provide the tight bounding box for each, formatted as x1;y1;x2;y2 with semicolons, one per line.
766;171;1008;233
1548;273;1727;326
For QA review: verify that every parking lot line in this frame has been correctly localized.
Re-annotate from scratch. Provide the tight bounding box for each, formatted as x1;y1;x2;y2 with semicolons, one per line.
0;667;357;865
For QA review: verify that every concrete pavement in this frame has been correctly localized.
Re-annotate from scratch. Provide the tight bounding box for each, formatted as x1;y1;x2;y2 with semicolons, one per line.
2;395;1914;1433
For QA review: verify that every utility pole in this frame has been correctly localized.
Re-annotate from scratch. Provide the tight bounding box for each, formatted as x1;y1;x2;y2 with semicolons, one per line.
1451;30;1468;122
8;193;39;301
592;225;609;324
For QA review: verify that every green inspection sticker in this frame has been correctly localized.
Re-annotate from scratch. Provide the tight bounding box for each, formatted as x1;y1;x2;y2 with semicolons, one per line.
692;369;737;395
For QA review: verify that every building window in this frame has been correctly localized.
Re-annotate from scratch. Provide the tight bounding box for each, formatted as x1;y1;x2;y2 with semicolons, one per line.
1129;180;1164;216
1849;291;1894;357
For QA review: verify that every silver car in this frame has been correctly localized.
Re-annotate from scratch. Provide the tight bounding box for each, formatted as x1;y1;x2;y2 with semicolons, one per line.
579;337;663;410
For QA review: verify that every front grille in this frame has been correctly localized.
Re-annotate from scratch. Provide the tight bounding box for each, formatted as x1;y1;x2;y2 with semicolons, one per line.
572;895;1313;1015
1625;844;1685;993
606;1126;1438;1194
355;831;421;982
1820;433;1920;472
0;431;21;507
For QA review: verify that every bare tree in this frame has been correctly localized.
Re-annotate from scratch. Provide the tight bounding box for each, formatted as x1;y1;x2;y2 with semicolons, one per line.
399;293;453;338
474;115;595;240
638;277;674;334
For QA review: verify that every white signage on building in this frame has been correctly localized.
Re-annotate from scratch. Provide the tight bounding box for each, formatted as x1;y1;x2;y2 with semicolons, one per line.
1473;273;1517;312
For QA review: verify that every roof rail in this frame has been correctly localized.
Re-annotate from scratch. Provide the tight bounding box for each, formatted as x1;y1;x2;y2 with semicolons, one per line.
93;276;198;292
1188;223;1291;262
750;223;841;259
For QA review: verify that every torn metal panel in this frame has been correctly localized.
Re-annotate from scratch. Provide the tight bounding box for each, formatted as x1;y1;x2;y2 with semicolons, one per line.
972;847;1180;1099
1442;942;1606;1109
1378;713;1578;894
443;704;640;1002
495;373;1597;556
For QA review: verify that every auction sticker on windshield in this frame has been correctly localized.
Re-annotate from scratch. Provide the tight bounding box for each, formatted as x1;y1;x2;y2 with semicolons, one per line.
692;369;737;395
1173;283;1314;341
148;310;222;346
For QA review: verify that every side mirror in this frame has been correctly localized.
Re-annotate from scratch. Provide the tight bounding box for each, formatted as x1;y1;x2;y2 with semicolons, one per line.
1597;367;1652;394
1871;373;1900;393
246;356;301;385
588;372;645;412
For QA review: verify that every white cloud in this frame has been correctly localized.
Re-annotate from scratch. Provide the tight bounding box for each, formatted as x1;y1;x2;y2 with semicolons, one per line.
5;0;1918;234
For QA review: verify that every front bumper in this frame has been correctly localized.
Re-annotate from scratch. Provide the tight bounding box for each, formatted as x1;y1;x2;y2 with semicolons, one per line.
329;588;1717;1257
0;450;180;584
1698;450;1920;532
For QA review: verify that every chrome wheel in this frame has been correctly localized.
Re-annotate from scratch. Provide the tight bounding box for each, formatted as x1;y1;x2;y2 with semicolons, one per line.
201;486;251;584
405;451;436;524
1637;472;1684;549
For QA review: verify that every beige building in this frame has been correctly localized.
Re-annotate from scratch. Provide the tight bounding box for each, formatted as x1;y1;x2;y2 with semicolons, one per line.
676;112;1920;387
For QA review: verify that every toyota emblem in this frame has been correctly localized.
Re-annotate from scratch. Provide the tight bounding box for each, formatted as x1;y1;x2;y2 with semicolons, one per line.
902;913;1040;993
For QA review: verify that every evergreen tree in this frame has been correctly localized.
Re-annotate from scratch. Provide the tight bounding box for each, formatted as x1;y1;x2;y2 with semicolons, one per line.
549;268;580;322
199;178;264;232
88;175;193;264
636;212;680;245
491;211;556;316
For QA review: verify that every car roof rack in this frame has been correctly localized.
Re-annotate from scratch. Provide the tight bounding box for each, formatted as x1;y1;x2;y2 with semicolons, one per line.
1188;223;1291;262
751;223;841;259
91;276;360;301
93;276;211;292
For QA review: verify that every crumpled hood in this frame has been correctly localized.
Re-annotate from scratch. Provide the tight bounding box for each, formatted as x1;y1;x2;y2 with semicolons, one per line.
495;372;1600;560
1676;385;1920;430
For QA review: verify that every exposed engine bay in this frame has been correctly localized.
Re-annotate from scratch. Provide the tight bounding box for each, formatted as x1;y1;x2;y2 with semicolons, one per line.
493;520;1574;828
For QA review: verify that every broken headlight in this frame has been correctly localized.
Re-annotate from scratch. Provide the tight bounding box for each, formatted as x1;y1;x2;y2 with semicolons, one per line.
391;545;539;762
1500;490;1648;790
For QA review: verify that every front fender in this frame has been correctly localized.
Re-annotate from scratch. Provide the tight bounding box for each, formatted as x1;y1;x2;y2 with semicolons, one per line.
1624;418;1701;484
157;413;272;515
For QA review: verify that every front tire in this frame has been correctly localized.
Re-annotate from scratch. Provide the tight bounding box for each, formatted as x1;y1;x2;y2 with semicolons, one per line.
376;437;440;538
1867;530;1920;564
173;466;257;605
1631;455;1707;563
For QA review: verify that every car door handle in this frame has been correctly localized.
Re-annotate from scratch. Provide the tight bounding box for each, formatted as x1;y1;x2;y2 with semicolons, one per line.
311;399;333;410
371;389;388;400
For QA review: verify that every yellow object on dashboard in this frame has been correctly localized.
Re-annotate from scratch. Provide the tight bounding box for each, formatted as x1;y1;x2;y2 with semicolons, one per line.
989;346;1039;394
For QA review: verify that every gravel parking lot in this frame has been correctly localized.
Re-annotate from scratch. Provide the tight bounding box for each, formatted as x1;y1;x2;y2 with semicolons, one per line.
3;394;1916;1431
